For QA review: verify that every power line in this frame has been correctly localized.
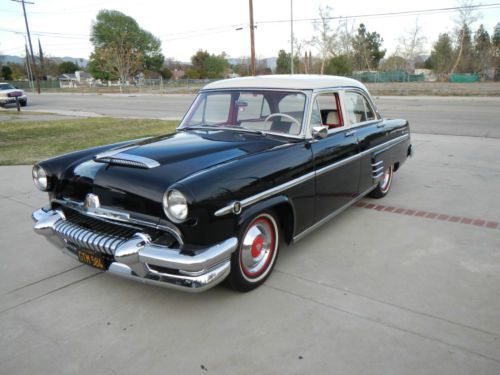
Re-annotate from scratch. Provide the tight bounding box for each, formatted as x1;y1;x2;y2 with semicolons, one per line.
132;3;500;43
255;3;500;25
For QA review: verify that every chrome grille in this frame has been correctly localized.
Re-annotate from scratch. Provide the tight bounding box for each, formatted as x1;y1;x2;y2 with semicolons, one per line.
53;212;137;255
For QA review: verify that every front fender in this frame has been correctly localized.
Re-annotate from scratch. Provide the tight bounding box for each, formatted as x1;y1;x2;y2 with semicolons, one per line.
237;195;297;244
237;195;294;226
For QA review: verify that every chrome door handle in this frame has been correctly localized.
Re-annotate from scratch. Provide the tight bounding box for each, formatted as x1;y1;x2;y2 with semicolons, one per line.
376;123;385;128
344;130;356;137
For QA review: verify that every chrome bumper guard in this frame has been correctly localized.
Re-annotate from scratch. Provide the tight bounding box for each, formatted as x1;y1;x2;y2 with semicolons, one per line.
32;208;238;292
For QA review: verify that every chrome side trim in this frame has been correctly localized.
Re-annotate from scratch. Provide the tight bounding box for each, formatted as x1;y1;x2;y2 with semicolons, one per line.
315;134;408;177
214;133;409;217
214;171;316;217
293;184;377;242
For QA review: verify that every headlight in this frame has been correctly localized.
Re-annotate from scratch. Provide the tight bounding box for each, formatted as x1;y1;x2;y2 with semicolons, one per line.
32;165;49;191
162;189;188;223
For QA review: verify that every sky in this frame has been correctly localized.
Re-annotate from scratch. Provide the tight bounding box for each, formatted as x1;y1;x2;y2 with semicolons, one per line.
1;0;499;63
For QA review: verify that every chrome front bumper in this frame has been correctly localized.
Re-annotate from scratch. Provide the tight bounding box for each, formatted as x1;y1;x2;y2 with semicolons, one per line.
32;208;238;292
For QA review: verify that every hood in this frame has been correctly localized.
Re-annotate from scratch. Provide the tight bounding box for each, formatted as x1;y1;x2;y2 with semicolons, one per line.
56;130;288;220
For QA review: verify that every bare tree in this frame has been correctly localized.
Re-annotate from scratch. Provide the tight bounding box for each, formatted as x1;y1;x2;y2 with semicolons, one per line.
309;6;336;74
396;18;426;73
337;17;355;56
450;0;480;74
292;36;309;73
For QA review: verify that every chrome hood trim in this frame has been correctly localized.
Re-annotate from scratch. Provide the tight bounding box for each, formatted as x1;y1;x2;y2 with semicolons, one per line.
94;148;160;169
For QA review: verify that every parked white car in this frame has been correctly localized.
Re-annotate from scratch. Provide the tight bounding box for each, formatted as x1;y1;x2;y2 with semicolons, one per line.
0;83;28;107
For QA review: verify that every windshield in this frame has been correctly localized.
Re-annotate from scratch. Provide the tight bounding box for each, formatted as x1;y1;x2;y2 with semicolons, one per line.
0;83;15;90
179;90;307;136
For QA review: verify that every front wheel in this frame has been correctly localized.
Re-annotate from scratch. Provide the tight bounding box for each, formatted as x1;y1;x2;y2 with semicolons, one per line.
368;165;393;198
20;100;27;107
227;212;280;292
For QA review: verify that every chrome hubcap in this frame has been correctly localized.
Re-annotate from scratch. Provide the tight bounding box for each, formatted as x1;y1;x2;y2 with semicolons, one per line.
380;167;392;193
240;217;275;278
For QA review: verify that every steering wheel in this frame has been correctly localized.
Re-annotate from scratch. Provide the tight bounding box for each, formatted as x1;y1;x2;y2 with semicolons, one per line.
263;113;301;132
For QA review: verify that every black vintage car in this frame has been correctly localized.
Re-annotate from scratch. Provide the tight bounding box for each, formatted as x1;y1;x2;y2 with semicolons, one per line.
32;75;412;292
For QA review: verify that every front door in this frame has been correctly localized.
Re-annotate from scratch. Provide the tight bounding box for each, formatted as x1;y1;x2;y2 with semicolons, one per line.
310;92;360;223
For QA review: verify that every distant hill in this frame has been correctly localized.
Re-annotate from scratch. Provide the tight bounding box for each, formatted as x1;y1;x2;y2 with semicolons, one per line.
227;57;277;71
0;55;24;65
0;54;88;67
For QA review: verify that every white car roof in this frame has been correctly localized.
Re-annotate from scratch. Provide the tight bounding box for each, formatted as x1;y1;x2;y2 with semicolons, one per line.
202;74;368;91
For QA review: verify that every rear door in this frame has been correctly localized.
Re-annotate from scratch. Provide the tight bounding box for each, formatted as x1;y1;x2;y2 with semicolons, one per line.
342;90;387;194
310;91;360;222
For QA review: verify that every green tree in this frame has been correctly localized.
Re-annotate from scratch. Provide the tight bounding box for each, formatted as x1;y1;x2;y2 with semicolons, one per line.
188;50;228;79
160;67;172;79
275;50;291;74
450;0;479;74
58;61;79;75
454;25;475;73
474;24;491;77
426;33;454;76
89;10;164;87
493;23;500;80
324;55;352;76
380;55;407;72
352;23;386;71
1;66;13;80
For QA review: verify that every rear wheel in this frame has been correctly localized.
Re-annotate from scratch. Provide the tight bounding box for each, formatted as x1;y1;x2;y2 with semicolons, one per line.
227;212;280;292
368;165;393;198
20;99;27;107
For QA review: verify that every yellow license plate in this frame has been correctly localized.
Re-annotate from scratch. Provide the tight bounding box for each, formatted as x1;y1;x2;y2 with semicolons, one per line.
77;250;108;270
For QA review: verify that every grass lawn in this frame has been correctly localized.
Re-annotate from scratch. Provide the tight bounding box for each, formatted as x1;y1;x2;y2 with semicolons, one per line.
0;117;178;165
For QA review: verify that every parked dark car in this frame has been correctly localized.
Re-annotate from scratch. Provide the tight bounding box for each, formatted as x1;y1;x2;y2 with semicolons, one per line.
32;75;413;292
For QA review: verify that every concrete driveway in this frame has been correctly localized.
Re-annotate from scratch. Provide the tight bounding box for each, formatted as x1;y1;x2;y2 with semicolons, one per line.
1;131;499;374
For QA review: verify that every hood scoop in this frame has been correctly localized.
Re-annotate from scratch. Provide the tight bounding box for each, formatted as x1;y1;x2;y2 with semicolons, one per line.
94;148;160;169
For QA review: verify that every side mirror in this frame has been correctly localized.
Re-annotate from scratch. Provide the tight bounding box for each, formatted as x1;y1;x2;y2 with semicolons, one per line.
311;125;328;139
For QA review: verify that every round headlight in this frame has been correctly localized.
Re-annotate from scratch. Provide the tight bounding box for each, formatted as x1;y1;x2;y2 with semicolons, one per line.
32;165;49;191
163;189;188;223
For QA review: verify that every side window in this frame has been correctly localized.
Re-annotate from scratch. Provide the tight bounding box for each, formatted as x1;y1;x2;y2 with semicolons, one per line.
314;92;343;130
310;99;322;127
344;91;376;125
364;100;376;121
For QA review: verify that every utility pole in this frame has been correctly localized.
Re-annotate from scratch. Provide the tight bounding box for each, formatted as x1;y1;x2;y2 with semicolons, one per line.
24;39;34;92
248;0;256;76
290;0;294;74
12;0;41;94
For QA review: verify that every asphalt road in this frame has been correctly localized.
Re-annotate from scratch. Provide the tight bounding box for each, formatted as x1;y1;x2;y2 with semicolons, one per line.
22;93;500;138
1;93;500;373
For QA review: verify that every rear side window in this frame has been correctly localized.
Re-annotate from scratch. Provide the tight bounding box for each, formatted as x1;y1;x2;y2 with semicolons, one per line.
344;91;376;125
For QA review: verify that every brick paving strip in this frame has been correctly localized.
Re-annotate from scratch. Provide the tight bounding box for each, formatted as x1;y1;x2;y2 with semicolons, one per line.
356;202;500;230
